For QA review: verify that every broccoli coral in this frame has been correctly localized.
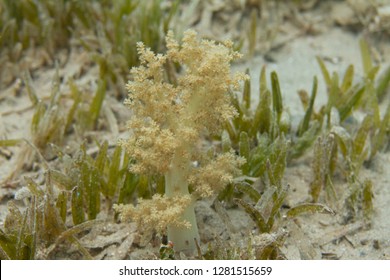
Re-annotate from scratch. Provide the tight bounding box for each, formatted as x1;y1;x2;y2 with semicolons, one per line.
115;30;247;253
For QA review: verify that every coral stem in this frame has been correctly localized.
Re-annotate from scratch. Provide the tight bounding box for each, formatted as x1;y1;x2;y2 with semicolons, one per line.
165;153;199;253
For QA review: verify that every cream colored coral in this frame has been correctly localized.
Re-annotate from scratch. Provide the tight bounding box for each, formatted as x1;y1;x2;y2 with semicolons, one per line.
117;30;247;252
